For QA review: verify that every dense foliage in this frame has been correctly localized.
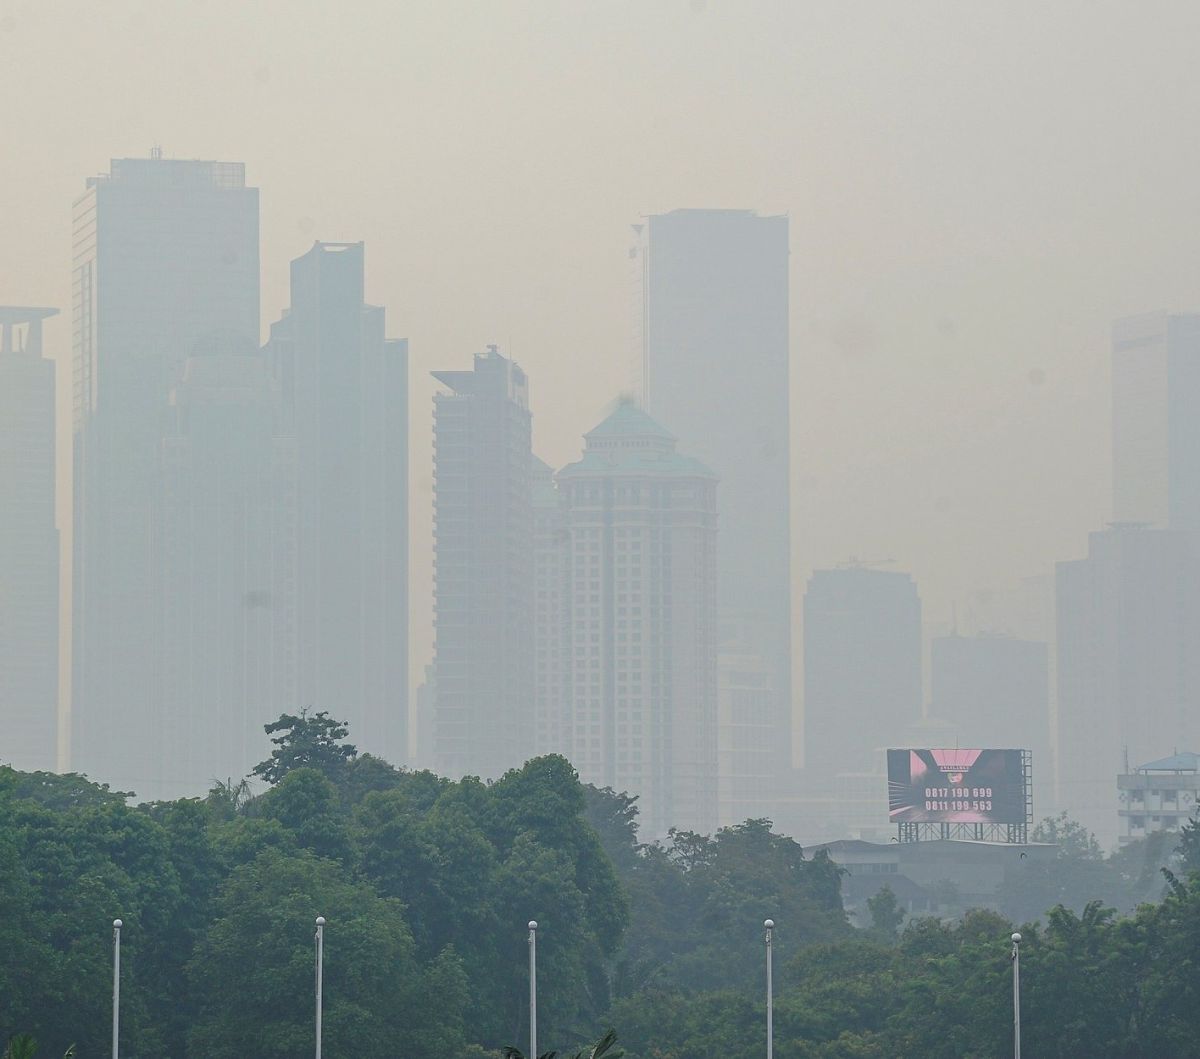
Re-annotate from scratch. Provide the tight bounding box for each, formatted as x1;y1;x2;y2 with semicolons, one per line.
6;715;1200;1057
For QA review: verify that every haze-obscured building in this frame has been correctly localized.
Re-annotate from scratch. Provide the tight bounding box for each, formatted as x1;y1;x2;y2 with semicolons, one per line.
930;633;1052;813
157;339;296;795
71;155;259;797
558;402;718;837
431;347;533;780
0;308;59;773
1112;312;1200;529
1117;751;1200;846
532;455;571;758
632;209;792;818
717;648;775;828
265;241;408;763
802;565;922;778
1057;524;1200;847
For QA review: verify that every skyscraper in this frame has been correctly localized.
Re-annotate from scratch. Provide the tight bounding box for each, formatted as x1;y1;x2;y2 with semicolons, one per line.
1112;311;1200;529
1056;524;1200;846
72;155;259;797
802;565;922;777
157;337;296;796
930;632;1051;812
532;455;571;758
431;347;533;780
266;242;408;761
558;402;719;837
632;209;792;811
0;308;60;773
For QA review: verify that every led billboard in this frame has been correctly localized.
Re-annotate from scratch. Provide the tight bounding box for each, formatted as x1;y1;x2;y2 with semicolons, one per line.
887;748;1027;824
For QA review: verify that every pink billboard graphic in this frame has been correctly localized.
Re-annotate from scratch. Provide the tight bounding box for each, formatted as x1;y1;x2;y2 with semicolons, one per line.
887;748;1026;824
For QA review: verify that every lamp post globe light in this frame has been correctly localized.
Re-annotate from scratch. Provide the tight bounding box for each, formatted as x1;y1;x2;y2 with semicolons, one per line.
764;919;775;1059
112;919;122;1059
315;916;326;1059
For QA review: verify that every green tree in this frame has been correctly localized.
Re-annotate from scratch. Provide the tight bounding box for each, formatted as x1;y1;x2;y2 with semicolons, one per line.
865;885;904;940
252;709;357;785
187;847;464;1057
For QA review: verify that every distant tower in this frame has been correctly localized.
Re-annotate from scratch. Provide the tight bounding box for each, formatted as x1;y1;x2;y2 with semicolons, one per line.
532;455;571;758
803;565;922;776
930;632;1051;814
558;401;719;837
431;347;534;780
71;155;259;796
1112;312;1200;529
1056;524;1200;846
632;209;792;812
157;337;296;796
265;242;409;761
0;307;60;772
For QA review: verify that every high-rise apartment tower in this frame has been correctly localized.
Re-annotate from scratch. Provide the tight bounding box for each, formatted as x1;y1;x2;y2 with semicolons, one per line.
558;402;719;837
431;347;533;780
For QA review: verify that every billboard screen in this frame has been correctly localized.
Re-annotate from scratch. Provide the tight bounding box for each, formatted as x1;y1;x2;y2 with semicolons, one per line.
888;748;1027;824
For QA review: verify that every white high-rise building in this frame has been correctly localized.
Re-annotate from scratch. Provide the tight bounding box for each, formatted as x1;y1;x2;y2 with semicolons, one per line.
558;402;718;837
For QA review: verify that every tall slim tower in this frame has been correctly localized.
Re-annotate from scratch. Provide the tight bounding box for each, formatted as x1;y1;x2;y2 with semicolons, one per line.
71;156;259;797
0;308;60;772
532;455;571;758
431;347;533;780
1112;311;1200;529
632;209;792;810
266;242;408;761
558;402;719;837
802;565;922;778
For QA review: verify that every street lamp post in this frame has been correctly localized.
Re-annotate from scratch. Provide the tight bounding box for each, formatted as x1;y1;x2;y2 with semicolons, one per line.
112;918;122;1059
764;919;775;1059
1011;931;1022;1059
315;916;326;1059
528;920;538;1059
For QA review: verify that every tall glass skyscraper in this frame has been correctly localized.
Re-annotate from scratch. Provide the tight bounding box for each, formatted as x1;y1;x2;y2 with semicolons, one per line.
71;155;259;797
265;242;409;763
632;209;792;815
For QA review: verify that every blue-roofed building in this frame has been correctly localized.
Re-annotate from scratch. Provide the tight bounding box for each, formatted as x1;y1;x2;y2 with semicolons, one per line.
557;400;718;837
1117;751;1200;845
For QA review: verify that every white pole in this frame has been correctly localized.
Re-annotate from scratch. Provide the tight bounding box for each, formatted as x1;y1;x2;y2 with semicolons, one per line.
315;916;326;1059
112;919;122;1059
1011;932;1021;1059
764;919;774;1059
528;920;538;1059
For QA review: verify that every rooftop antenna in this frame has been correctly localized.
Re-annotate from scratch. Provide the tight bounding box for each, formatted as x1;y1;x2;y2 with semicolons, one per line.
150;144;163;160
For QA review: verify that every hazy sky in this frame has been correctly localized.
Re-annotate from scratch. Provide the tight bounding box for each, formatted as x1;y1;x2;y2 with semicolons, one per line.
7;0;1200;690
